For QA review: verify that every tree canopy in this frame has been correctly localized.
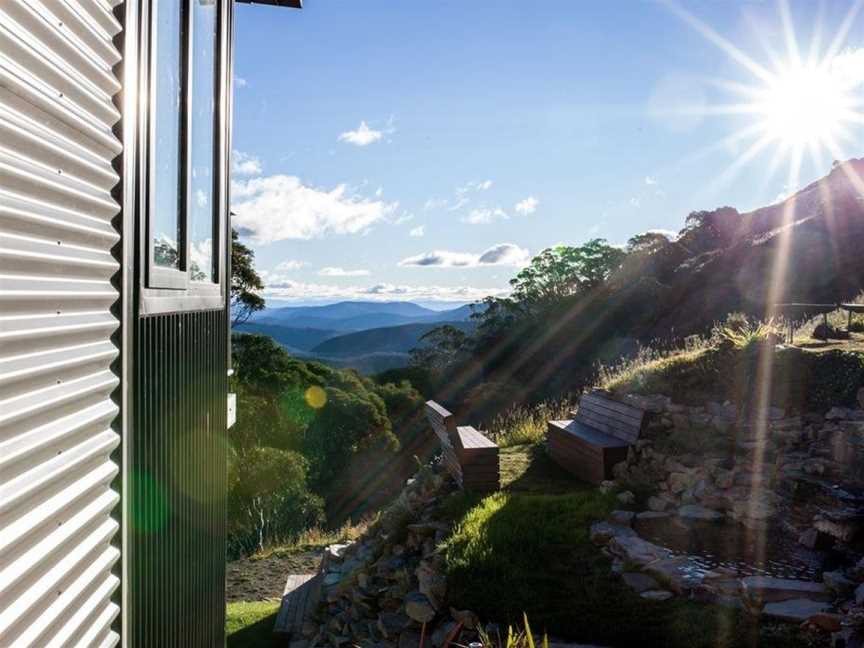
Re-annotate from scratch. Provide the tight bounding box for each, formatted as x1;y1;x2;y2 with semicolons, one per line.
230;226;265;326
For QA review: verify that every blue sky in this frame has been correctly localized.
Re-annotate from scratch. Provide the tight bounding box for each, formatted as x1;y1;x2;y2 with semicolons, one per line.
231;0;864;306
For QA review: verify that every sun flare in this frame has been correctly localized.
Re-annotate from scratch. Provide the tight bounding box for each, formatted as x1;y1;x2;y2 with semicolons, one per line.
755;63;856;147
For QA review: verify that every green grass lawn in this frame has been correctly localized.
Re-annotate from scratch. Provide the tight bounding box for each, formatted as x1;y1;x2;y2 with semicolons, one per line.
226;600;281;648
442;488;812;648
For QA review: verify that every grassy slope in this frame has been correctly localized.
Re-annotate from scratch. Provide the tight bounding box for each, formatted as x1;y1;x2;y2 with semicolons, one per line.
226;601;280;648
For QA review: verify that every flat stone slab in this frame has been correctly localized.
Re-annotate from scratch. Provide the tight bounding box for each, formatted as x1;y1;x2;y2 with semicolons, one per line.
740;576;830;604
608;535;671;567
762;598;830;622
678;504;724;521
274;573;321;638
640;590;674;601
621;572;660;593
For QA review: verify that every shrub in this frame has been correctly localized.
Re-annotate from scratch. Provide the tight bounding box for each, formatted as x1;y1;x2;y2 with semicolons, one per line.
227;447;324;558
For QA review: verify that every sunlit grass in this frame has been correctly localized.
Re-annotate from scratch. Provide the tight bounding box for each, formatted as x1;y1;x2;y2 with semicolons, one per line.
226;600;279;648
487;397;575;447
251;517;374;560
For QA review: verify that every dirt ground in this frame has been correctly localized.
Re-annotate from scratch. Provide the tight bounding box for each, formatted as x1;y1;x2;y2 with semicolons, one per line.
226;549;322;603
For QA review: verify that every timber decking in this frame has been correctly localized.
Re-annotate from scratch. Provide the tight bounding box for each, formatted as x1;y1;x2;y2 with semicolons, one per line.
273;573;321;639
425;401;500;492
547;391;646;484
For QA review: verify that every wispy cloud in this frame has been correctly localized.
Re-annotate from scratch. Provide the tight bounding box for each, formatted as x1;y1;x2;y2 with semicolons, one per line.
232;150;262;176
462;207;507;225
399;243;530;268
318;267;370;277
338;121;383;146
409;225;425;237
629;197;641;207
645;176;657;185
231;175;398;243
261;279;505;303
425;179;495;212
275;260;305;271
234;76;247;88
514;196;538;215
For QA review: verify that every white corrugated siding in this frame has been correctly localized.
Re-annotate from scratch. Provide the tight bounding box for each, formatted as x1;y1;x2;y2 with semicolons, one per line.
0;0;123;646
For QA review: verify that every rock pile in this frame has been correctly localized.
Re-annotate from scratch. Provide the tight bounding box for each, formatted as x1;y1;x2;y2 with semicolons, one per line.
300;465;477;648
591;392;864;645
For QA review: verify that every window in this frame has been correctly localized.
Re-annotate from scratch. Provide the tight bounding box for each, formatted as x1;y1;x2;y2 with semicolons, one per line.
144;0;225;311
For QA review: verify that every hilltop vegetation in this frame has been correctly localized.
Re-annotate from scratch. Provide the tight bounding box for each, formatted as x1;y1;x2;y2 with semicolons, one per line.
400;159;864;421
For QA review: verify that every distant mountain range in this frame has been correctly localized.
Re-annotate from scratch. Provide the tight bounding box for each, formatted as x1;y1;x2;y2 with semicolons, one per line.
235;300;481;373
249;301;477;332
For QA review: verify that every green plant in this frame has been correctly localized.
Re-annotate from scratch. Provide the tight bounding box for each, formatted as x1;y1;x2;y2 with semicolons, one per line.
473;613;549;648
487;397;575;447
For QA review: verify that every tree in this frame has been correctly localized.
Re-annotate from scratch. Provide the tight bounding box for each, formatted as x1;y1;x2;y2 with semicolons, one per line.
230;226;265;326
508;239;626;308
626;231;672;254
409;325;469;374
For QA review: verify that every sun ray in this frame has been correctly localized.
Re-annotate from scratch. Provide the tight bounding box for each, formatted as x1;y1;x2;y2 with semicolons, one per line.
823;0;864;61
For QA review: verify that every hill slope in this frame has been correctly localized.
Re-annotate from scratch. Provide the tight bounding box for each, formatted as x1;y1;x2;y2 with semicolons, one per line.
233;322;338;351
311;321;476;356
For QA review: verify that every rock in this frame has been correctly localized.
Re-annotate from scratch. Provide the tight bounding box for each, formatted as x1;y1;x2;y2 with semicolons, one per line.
856;583;864;605
405;592;436;623
607;535;671;567
617;491;635;505
430;621;458;647
798;527;835;550
740;576;830;604
608;510;635;525
449;607;479;630
823;570;855;598
598;480;616;494
589;521;636;545
827;407;852;420
678;504;724;522
762;598;829;622
399;632;423;648
805;612;843;633
647;497;667;512
814;509;864;543
635;511;671;522
644;557;703;594
668;472;692;494
377;612;410;639
858;387;864;410
621;572;660;593
714;469;734;490
640;590;674;601
416;563;446;609
849;557;864;582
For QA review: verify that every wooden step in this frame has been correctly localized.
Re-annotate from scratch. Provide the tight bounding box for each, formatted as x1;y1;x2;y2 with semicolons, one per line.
273;573;321;639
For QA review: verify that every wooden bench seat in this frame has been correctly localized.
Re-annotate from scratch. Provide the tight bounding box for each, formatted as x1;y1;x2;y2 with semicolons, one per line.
546;391;646;484
425;401;500;492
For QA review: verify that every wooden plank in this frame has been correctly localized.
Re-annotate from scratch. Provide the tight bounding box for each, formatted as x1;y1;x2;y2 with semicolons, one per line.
574;410;640;444
457;425;497;449
582;391;645;417
576;407;640;435
425;400;457;447
273;573;320;638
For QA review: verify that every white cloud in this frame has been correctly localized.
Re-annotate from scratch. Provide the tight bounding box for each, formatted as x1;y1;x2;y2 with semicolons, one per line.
235;76;247;88
232;150;262;176
457;180;494;194
423;198;447;211
318;267;370;277
462;207;508;225
275;260;305;271
425;179;494;213
231;175;398;244
514;196;538;215
338;121;384;146
830;48;864;87
645;176;657;185
409;225;425;237
630;197;641;207
647;228;678;240
261;280;506;303
399;243;530;268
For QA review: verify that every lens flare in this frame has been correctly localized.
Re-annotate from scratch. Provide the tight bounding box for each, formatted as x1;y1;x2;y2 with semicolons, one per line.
304;385;327;409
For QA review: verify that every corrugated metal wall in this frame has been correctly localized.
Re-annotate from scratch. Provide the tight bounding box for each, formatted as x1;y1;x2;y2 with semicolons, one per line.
130;310;228;648
0;0;124;647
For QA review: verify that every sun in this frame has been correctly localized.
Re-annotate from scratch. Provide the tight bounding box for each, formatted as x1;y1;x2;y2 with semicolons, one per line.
755;62;856;147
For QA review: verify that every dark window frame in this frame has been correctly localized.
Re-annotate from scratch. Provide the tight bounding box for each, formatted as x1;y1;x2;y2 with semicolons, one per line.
140;0;229;315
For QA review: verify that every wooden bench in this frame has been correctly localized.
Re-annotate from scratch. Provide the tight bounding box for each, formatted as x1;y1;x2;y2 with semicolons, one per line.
546;390;646;484
425;400;499;492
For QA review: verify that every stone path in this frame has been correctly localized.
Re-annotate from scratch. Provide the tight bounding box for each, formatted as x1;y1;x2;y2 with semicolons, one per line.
274;573;321;640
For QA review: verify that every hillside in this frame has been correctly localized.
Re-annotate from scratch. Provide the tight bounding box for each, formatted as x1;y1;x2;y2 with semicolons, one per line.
233;322;338;351
311;321;475;356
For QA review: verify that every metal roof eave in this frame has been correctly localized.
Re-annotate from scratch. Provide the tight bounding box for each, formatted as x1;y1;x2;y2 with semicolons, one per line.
235;0;302;8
